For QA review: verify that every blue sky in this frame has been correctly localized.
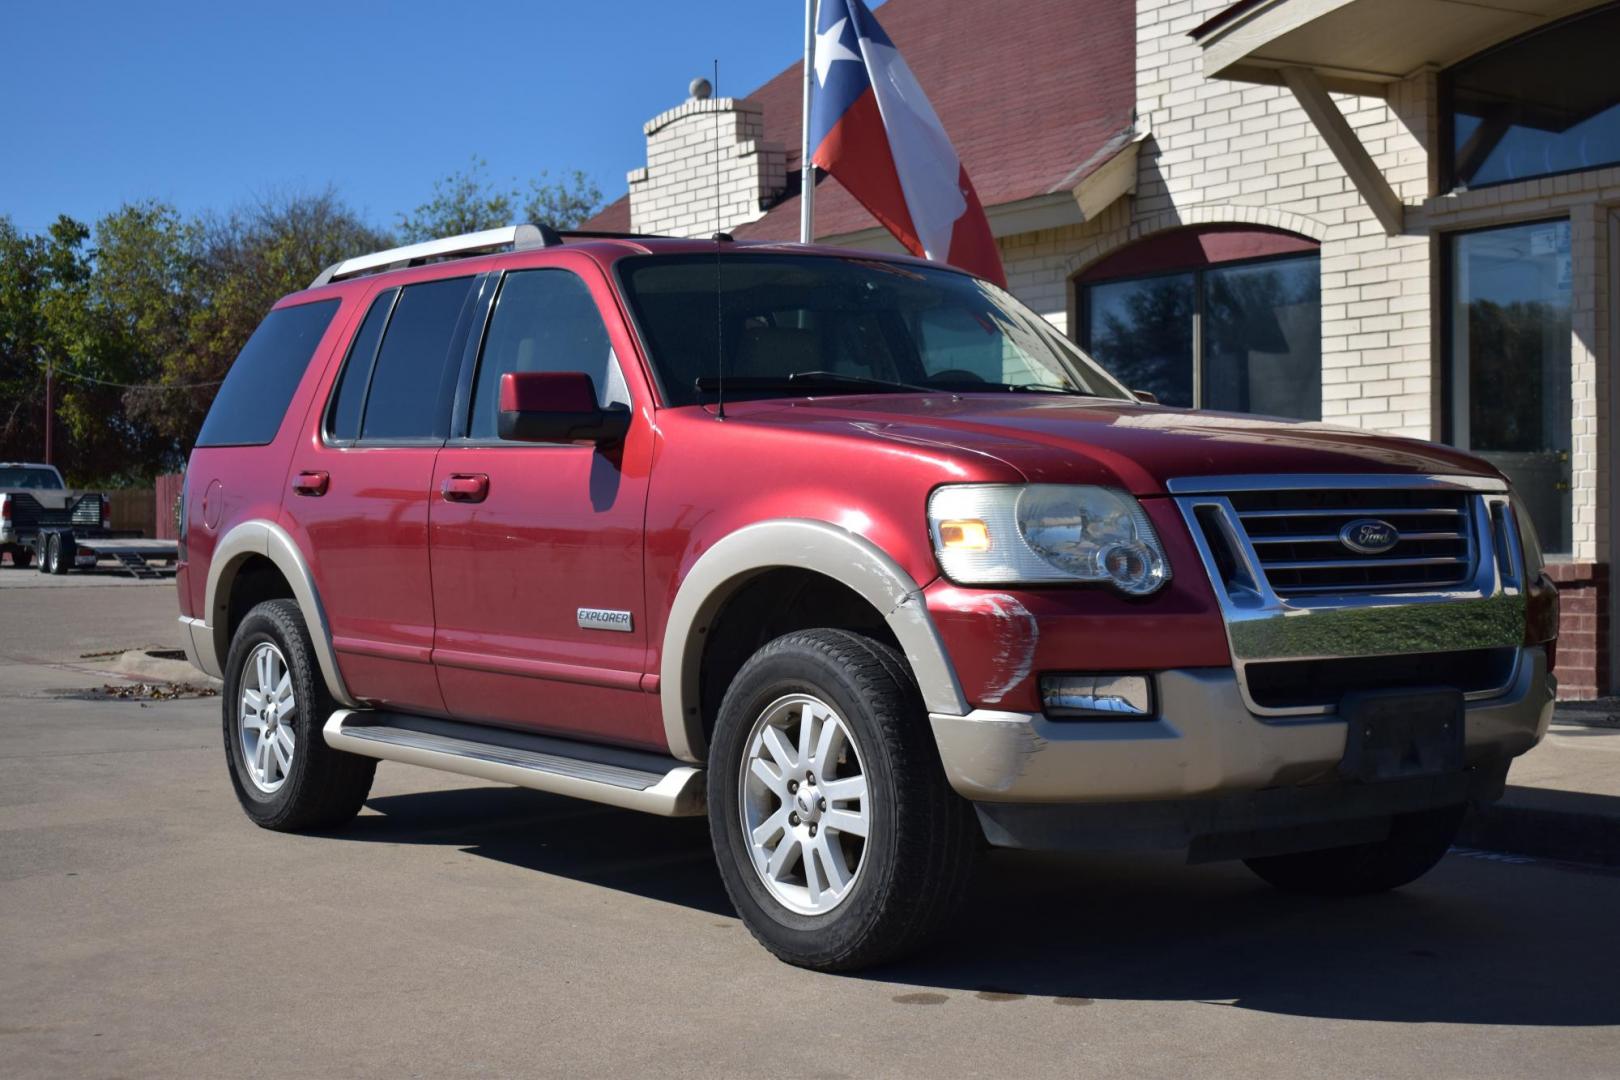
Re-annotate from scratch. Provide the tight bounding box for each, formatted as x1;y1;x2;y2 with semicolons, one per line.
1;0;842;234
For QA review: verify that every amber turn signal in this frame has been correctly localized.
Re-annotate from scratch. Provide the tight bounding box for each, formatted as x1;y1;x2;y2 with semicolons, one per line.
938;519;991;552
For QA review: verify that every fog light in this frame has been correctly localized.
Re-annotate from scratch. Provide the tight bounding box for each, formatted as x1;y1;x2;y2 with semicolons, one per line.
1040;674;1153;719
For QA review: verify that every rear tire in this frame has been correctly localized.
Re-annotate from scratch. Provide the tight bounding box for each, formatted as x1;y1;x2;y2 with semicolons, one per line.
1243;804;1465;895
7;546;32;569
47;532;71;574
708;629;979;972
222;598;375;832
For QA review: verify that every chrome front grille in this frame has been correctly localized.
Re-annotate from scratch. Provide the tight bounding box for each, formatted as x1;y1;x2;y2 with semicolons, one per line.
1170;474;1526;718
1225;488;1474;595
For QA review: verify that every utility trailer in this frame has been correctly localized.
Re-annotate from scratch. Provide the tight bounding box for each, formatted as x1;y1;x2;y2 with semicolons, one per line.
29;528;179;578
0;465;178;578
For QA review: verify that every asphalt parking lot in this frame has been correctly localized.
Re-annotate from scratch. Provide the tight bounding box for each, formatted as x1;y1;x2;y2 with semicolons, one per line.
3;576;1619;1078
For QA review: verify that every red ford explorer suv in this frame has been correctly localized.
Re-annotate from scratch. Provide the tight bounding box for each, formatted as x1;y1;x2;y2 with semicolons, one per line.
178;225;1558;971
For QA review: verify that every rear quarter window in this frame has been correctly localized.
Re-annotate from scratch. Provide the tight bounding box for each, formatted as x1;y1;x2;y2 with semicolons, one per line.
358;277;475;442
195;299;341;447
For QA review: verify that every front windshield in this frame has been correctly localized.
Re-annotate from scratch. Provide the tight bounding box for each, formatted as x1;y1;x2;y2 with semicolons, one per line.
0;466;63;490
617;253;1132;406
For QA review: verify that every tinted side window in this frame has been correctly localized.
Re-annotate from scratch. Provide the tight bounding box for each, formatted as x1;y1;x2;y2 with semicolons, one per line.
360;277;474;441
196;299;339;447
468;269;627;440
325;288;397;443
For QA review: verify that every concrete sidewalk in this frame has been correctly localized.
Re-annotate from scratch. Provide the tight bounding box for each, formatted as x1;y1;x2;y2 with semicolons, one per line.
1459;708;1620;865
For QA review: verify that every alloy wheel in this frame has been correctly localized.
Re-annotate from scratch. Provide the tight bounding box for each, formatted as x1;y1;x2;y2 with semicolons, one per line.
239;641;296;794
739;693;871;916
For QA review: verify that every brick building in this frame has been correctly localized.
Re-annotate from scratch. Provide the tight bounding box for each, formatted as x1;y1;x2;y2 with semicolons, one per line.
584;0;1620;698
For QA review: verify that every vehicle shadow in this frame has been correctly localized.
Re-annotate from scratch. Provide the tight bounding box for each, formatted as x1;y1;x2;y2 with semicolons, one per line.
344;785;1620;1027
345;785;731;916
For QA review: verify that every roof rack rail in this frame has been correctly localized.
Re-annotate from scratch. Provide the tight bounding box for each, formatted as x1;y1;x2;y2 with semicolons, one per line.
309;223;565;288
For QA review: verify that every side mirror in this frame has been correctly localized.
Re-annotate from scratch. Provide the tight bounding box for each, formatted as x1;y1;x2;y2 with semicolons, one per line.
498;371;630;445
1131;389;1159;405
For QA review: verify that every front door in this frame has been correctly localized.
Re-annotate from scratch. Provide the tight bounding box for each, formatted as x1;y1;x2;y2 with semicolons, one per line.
429;259;661;750
282;273;482;714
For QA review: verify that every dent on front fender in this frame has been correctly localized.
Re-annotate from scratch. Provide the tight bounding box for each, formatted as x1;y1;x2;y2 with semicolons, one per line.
923;499;1231;712
924;585;1231;713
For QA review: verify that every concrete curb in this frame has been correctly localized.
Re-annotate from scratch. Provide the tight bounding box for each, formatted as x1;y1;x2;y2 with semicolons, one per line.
1459;788;1620;867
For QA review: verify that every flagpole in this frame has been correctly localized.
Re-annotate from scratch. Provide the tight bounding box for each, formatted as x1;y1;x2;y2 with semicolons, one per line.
799;0;817;243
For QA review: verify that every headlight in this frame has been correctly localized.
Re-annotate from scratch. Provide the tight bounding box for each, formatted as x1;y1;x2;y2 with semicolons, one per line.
928;484;1170;595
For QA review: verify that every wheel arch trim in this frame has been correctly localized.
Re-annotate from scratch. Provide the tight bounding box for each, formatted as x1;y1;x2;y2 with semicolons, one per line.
659;518;967;763
204;518;357;707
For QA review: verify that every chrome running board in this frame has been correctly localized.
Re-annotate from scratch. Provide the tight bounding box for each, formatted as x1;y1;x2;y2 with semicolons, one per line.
323;710;706;817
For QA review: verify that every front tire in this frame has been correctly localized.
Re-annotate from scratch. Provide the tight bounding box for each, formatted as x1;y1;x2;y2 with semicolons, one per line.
708;629;978;972
223;599;375;832
1243;804;1465;895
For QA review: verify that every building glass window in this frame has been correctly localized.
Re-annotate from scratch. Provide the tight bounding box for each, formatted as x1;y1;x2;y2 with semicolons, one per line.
1447;220;1572;555
1080;251;1320;420
1445;3;1620;190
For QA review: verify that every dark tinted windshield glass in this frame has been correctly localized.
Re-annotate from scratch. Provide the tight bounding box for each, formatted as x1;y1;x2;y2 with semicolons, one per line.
326;288;396;442
196;299;340;447
470;270;627;439
360;277;473;441
617;254;1128;406
0;467;63;489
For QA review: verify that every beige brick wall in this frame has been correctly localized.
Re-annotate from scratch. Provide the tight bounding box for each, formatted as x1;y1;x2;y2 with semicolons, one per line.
629;96;786;238
994;0;1441;439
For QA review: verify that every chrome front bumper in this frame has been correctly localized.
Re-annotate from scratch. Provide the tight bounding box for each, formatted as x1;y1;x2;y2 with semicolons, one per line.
928;646;1553;804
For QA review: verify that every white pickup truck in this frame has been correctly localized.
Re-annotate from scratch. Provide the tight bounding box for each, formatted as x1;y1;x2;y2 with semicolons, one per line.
0;462;174;576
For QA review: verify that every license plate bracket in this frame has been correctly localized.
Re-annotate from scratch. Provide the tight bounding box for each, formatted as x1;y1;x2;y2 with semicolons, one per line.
1338;687;1465;783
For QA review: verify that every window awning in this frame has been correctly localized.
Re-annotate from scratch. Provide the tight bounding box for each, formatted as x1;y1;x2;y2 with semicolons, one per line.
1192;0;1596;94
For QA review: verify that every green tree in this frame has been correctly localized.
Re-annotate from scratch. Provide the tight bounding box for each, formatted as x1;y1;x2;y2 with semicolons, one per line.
400;157;604;240
397;157;515;242
140;190;390;453
522;169;604;230
0;213;158;483
0;216;58;466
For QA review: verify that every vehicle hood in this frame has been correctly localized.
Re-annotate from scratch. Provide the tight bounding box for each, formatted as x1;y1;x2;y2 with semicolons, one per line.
720;394;1500;495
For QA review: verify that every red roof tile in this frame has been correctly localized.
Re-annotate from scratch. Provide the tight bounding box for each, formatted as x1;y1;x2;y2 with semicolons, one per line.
580;193;630;233
582;0;1134;240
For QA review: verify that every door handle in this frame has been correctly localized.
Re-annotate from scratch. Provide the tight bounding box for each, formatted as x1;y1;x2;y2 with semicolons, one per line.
292;470;329;496
442;473;489;503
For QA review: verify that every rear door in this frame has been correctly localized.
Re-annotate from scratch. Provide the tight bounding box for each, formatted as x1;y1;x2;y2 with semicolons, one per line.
429;255;661;749
282;272;491;715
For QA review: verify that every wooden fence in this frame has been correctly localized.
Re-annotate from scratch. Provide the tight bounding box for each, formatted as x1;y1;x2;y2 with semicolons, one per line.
154;473;183;540
107;489;156;537
99;475;184;539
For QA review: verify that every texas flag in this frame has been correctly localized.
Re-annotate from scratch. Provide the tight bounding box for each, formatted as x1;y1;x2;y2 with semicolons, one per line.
808;0;1006;287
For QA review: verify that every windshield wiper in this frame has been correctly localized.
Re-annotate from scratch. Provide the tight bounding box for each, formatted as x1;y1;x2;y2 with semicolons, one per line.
787;370;939;393
1009;381;1089;395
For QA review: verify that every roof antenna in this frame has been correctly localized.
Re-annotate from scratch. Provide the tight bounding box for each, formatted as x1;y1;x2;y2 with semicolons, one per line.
712;57;726;421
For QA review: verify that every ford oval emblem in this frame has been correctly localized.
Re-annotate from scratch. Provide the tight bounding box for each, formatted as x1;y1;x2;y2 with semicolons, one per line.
1340;518;1400;555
